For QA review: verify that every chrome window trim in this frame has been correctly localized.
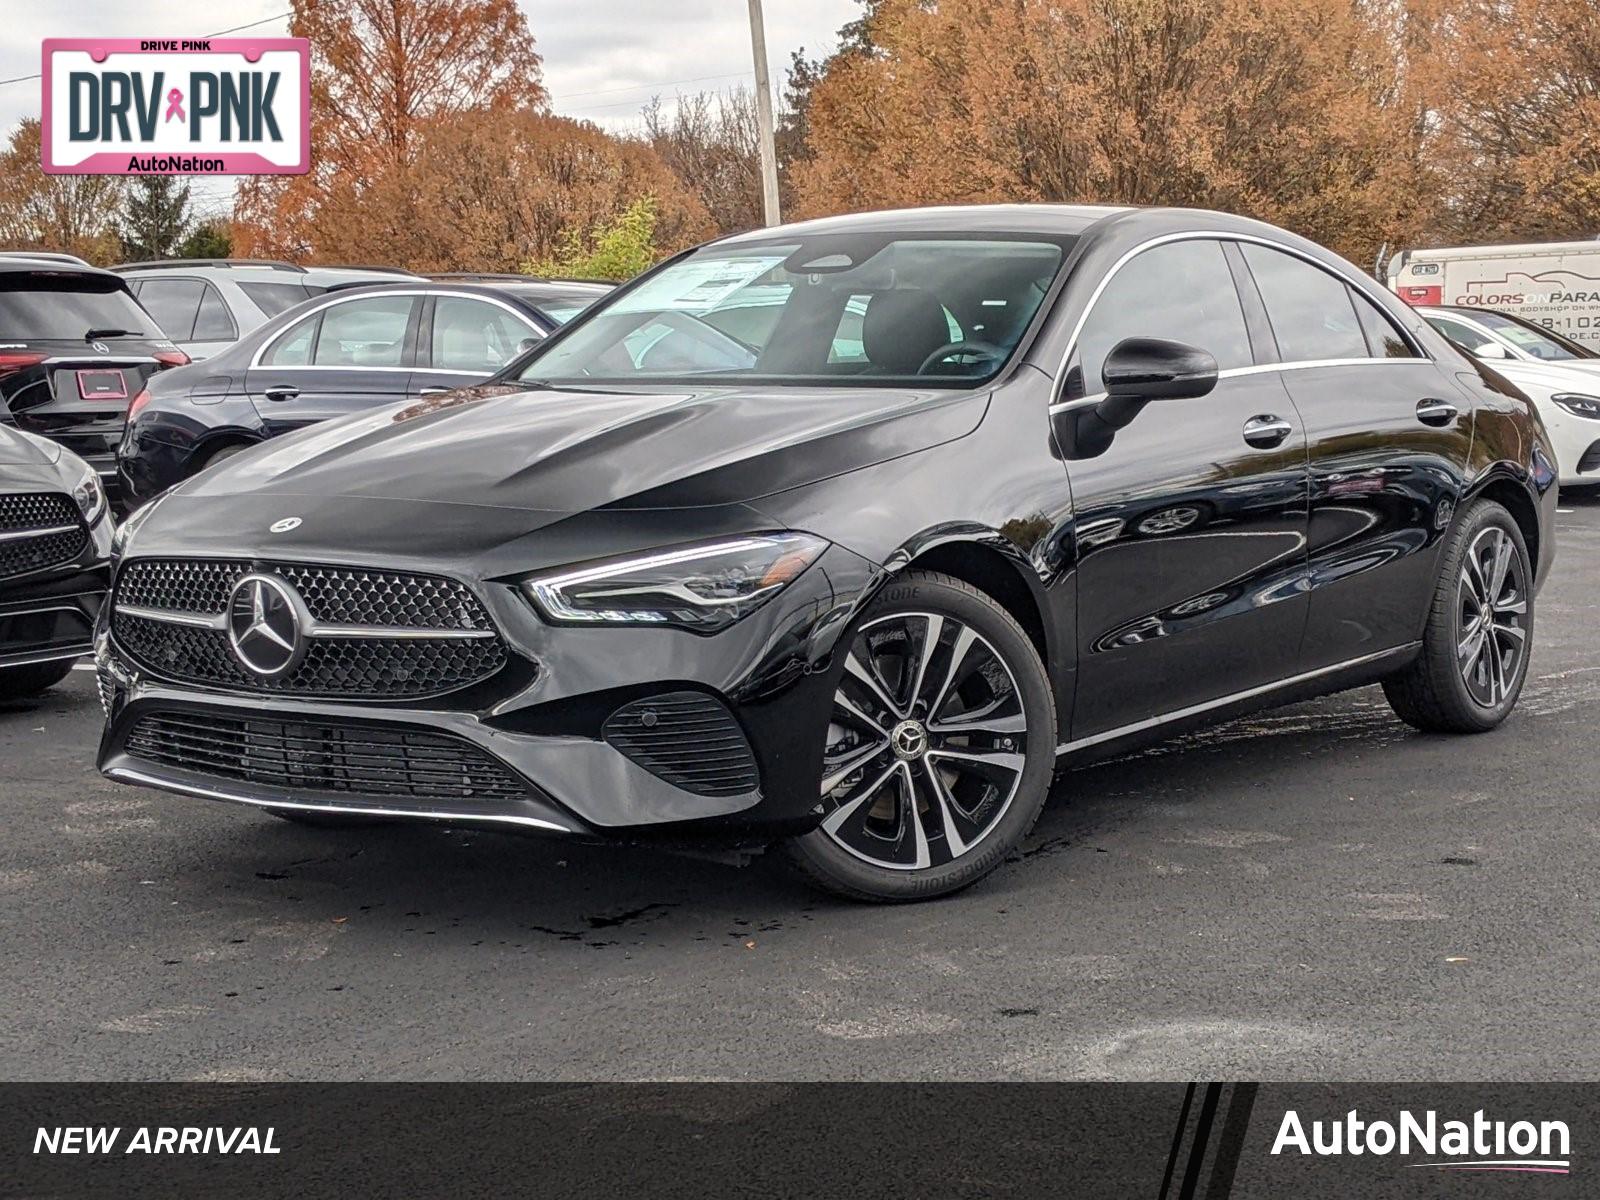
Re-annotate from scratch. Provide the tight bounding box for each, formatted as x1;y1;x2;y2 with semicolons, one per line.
1047;357;1434;414
1055;644;1414;754
250;289;542;372
105;766;572;833
1050;229;1430;405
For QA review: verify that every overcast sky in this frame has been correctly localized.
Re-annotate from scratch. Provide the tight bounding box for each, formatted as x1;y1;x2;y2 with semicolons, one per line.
0;0;860;216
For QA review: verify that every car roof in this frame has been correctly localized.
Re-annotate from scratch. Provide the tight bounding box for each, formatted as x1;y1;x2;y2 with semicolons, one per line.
0;258;125;282
496;279;613;302
714;203;1134;245
113;259;422;285
0;250;93;267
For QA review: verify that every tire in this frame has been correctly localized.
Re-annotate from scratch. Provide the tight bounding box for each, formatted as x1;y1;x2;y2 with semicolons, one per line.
1382;498;1532;733
0;659;75;700
786;570;1056;902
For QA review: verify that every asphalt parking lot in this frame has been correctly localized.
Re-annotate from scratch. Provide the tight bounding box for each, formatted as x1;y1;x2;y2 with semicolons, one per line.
4;497;1598;1083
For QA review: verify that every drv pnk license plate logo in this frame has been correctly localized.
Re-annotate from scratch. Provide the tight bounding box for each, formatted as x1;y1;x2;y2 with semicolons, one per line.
41;38;309;175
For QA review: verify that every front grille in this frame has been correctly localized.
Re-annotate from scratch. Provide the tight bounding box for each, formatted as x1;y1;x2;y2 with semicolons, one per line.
1578;440;1600;474
125;710;530;802
112;558;508;699
602;691;759;797
0;493;86;580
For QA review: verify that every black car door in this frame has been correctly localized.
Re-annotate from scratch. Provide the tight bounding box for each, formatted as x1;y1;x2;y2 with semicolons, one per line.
414;294;544;396
245;293;422;435
1235;243;1471;672
1057;237;1311;742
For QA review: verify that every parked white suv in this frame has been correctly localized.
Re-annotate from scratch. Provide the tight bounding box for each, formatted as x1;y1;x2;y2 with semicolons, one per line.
1420;304;1600;488
113;259;422;361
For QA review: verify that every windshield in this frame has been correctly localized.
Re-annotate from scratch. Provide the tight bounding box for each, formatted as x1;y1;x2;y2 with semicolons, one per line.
1470;310;1594;361
0;274;154;340
518;234;1070;388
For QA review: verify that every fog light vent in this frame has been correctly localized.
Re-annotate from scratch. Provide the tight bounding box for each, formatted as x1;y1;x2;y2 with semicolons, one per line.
602;691;759;798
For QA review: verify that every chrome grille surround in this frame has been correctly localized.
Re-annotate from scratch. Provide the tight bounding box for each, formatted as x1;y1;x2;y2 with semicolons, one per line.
111;558;509;699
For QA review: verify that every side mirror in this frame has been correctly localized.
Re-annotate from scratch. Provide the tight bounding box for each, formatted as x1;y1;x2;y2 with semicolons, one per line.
518;337;541;355
1474;340;1510;360
1065;337;1219;459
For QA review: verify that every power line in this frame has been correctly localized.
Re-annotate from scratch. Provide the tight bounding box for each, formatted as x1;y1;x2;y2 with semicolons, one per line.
0;11;291;88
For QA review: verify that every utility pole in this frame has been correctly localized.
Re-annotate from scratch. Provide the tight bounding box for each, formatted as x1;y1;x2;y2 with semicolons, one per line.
747;0;781;227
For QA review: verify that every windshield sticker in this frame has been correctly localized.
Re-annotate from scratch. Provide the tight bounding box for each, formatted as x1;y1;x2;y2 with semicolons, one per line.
611;256;789;314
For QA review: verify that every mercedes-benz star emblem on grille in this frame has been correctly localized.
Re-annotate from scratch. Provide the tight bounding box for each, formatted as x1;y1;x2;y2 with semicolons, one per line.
227;574;308;679
269;517;302;534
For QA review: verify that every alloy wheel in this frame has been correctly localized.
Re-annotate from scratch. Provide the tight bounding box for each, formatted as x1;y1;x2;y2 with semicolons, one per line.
1457;525;1528;708
820;612;1029;871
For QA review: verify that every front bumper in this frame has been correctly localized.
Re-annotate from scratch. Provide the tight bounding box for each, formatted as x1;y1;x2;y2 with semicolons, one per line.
0;519;111;670
95;544;868;843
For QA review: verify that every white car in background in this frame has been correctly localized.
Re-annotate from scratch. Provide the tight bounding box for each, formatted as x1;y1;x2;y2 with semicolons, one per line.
1419;304;1600;489
113;259;423;361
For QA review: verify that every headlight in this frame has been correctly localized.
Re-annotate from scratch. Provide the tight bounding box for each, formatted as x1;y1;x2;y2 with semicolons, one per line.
524;533;829;632
1552;393;1600;420
68;460;106;525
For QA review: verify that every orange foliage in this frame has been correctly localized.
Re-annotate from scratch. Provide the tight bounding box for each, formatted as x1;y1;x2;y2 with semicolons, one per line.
259;110;711;272
234;0;548;260
791;0;1441;265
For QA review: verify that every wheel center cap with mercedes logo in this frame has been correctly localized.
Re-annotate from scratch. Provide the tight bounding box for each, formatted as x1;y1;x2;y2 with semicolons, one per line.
227;574;308;678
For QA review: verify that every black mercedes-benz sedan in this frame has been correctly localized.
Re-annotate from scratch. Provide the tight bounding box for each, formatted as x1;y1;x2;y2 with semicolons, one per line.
95;205;1557;901
1;424;112;698
115;280;577;507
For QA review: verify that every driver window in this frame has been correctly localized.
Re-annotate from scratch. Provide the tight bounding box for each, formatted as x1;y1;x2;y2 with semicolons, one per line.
1073;239;1252;395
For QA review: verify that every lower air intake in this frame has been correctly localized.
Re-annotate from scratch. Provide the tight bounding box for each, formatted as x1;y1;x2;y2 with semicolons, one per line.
601;691;759;797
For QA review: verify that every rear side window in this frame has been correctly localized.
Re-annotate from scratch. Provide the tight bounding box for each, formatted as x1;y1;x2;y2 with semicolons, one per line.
1349;291;1414;358
263;314;318;365
313;296;414;367
193;283;238;341
1073;239;1252;393
1240;244;1367;361
240;281;316;317
0;274;153;340
134;279;205;340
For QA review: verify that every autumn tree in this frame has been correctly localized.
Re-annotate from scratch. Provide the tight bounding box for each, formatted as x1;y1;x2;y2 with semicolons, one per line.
644;90;764;235
791;0;1439;266
0;119;124;264
267;109;709;272
234;0;547;259
1421;0;1600;243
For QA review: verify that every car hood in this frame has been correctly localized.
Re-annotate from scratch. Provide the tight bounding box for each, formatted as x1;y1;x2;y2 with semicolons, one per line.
1492;360;1600;395
185;381;985;512
0;424;61;466
139;381;987;569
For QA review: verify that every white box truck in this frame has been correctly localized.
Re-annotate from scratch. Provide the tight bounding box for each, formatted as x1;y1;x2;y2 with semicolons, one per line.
1388;239;1600;350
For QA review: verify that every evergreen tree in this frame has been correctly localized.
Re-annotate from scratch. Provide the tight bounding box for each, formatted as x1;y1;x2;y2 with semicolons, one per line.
119;176;192;260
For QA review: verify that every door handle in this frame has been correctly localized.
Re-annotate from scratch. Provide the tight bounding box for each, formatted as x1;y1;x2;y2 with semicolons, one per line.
418;386;453;396
1416;398;1458;426
1242;414;1293;449
262;384;299;403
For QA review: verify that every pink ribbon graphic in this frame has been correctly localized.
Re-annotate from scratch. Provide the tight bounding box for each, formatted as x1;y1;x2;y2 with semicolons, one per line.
164;88;185;123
